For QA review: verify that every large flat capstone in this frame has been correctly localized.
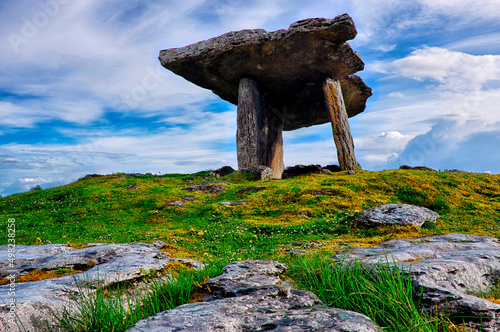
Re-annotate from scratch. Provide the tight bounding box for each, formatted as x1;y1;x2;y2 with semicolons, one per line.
159;14;372;131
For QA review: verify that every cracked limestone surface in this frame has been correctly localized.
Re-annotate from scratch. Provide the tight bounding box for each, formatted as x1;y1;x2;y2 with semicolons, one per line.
339;233;500;332
0;243;203;332
127;260;382;332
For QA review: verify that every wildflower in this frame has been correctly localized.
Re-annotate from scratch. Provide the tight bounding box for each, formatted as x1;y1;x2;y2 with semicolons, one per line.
198;230;204;236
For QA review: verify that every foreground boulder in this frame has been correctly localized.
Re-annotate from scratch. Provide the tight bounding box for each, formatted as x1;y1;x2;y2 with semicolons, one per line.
0;243;202;332
127;260;382;332
357;203;439;228
339;234;500;331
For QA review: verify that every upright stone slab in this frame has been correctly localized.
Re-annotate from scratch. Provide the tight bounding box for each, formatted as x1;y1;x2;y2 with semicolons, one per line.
236;78;285;178
264;105;284;178
323;78;358;170
237;78;266;169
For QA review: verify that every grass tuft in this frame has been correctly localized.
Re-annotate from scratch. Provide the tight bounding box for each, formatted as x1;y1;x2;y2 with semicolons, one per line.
285;253;469;332
52;261;225;332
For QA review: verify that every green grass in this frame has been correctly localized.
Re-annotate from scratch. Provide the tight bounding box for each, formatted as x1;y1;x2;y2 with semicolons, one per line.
286;253;467;332
2;168;499;331
52;261;225;332
1;169;499;260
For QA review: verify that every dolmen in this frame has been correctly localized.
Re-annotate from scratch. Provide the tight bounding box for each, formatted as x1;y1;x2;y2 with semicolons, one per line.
159;14;372;179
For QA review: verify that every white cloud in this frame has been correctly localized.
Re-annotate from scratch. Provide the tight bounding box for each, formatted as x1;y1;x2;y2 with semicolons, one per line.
2;0;500;196
387;92;405;98
390;47;500;90
446;32;500;54
420;0;500;20
0;108;238;195
351;0;500;52
389;118;500;171
355;131;414;169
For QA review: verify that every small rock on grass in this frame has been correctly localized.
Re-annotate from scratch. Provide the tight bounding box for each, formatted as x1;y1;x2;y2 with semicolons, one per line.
163;201;185;208
357;203;439;228
183;183;226;194
219;201;251;207
212;165;236;177
124;185;139;190
240;166;273;180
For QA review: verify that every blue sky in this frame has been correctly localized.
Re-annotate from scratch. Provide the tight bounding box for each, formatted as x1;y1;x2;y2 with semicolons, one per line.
1;0;500;196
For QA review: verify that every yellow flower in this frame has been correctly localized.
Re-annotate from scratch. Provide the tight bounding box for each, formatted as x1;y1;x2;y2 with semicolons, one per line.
62;235;67;238
249;240;253;243
36;237;42;242
198;230;204;236
203;252;209;256
190;227;196;232
253;234;258;238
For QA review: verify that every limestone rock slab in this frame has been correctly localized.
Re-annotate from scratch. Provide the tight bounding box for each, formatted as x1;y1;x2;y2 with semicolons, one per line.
0;243;202;332
127;260;382;332
159;14;372;131
339;234;500;331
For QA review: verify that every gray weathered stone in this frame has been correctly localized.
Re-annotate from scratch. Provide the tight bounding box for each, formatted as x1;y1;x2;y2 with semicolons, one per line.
399;165;435;171
219;201;251;207
127;260;382;332
357;204;439;228
159;14;372;131
183;183;226;194
240;166;273;180
212;165;236;177
236;77;285;178
0;243;203;332
282;164;329;178
324;164;342;172
324;78;358;170
152;241;167;249
124;185;139;190
339;234;500;331
163;200;185;207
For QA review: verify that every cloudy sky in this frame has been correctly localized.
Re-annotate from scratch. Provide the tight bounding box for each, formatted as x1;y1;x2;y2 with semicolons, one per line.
1;0;500;196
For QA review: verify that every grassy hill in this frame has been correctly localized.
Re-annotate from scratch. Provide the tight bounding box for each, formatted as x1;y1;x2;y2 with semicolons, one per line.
1;168;499;262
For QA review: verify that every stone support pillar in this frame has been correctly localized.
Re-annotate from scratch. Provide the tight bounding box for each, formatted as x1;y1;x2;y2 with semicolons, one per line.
236;77;284;179
323;78;358;171
264;105;285;179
